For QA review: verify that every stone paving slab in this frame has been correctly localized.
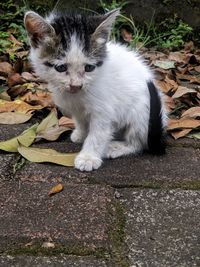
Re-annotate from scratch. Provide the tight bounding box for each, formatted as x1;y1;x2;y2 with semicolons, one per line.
118;189;200;267
0;181;115;253
0;154;16;180
0;255;107;267
15;145;200;189
0;123;34;141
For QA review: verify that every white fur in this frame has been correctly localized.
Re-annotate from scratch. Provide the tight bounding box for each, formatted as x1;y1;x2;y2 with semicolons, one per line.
30;41;165;171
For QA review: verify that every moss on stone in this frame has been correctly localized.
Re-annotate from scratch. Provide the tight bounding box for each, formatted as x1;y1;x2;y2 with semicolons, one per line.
107;202;130;267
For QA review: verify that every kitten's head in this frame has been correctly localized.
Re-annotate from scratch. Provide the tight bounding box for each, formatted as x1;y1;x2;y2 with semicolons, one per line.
24;9;119;94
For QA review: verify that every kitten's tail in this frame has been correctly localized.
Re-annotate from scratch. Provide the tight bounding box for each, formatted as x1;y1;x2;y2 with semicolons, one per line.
147;80;166;155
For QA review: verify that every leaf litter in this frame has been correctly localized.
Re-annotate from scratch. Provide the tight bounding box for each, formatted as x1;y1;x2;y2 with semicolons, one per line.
0;31;200;168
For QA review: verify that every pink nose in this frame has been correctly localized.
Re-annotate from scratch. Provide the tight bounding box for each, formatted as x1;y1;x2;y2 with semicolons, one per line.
69;85;82;93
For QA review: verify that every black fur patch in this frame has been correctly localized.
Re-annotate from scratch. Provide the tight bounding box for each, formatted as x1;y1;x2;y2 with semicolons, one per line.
147;81;166;155
50;13;107;60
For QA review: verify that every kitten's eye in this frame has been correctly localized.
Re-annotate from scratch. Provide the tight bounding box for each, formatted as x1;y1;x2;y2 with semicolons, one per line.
85;64;96;72
55;64;68;72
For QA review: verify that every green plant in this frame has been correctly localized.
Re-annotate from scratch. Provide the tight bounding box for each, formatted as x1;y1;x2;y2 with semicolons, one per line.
99;0;193;50
157;20;193;49
0;0;25;31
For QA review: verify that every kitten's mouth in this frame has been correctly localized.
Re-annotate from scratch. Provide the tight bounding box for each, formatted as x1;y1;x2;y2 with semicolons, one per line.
69;85;82;94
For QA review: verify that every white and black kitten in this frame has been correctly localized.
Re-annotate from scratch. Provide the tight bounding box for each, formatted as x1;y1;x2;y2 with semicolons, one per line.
24;9;167;171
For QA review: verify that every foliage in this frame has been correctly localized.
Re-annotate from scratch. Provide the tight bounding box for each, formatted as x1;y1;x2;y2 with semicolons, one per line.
0;0;25;31
153;16;193;49
99;0;193;50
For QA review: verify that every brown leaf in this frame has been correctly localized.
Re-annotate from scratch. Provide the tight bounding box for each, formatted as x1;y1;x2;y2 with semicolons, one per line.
168;52;189;64
15;51;29;59
0;62;14;77
176;73;200;84
181;107;200;118
121;28;133;43
194;66;200;73
163;95;176;112
21;91;54;108
7;84;28;98
170;129;192;139
165;76;179;91
49;183;64;196
21;72;42;82
168;118;200;131
155;80;173;94
184;41;194;52
59;116;75;129
172;86;197;99
8;73;24;87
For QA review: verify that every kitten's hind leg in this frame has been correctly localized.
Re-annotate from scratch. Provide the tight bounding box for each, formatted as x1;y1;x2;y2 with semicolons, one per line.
106;126;145;158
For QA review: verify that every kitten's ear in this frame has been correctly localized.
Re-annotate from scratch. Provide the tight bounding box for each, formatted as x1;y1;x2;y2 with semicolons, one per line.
92;9;120;45
24;11;55;48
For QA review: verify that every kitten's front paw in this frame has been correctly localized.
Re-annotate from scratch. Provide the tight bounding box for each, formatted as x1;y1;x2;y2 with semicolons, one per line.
71;129;85;143
75;153;102;171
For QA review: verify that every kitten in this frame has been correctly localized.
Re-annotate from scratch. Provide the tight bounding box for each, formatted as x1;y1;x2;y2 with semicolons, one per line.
24;9;167;172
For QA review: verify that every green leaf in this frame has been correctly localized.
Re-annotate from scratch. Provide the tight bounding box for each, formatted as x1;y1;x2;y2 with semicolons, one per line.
154;60;175;69
0;124;38;152
188;132;200;140
0;87;6;94
36;111;58;134
18;146;77;167
0;112;33;124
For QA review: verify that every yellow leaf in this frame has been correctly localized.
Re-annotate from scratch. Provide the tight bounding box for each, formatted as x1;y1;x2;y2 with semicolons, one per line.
18;146;77;166
36;111;71;141
36;111;58;134
0;112;33;124
49;184;64;196
0;99;43;113
0;124;37;152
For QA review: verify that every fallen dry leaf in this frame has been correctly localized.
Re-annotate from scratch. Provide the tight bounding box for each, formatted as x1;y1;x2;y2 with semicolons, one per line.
184;41;194;52
7;84;28;98
176;73;200;84
8;73;23;87
168;118;200;131
42;242;55;248
20;91;53;108
121;28;133;43
36;111;71;141
0;99;43;113
163;95;176;112
153;60;175;70
0;62;13;77
155;80;173;94
172;86;197;99
48;183;64;196
164;76;178;91
170;129;192;139
181;107;200;118
36;111;58;134
21;72;42;82
59;116;75;129
188;132;200;139
18;146;77;166
0;124;37;152
168;52;189;64
0;112;33;124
